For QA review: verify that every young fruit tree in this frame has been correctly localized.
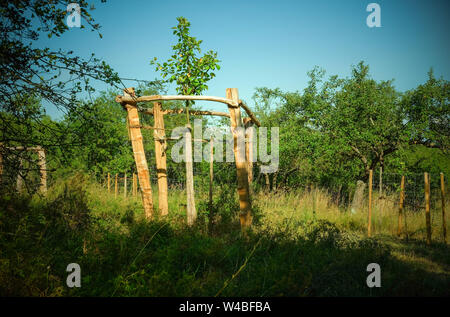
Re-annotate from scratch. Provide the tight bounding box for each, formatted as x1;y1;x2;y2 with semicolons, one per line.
151;17;221;225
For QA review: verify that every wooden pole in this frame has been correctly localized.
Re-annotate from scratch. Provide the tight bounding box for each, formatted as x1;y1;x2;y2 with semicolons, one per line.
226;88;252;230
245;121;254;187
107;173;111;193
368;169;373;237
122;88;154;218
115;173;118;198
153;102;169;216
16;159;23;193
424;172;431;245
37;149;46;195
143;108;230;118
397;175;405;237
185;123;196;225
209;137;214;213
440;173;446;243
116;94;239;108
124;172;127;198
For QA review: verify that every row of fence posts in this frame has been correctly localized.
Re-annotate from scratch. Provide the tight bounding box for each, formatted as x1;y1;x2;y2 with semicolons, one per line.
367;170;447;244
106;172;138;199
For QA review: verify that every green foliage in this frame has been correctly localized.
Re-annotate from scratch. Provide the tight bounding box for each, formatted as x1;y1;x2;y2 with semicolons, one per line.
61;90;135;177
151;17;220;96
402;69;450;151
252;62;449;195
0;0;120;150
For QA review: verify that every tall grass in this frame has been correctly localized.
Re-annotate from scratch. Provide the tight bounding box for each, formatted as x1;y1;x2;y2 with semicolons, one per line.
253;188;448;244
0;175;448;296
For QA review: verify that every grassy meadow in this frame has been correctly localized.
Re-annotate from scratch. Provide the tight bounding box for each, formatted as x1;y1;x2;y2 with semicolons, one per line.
0;174;448;297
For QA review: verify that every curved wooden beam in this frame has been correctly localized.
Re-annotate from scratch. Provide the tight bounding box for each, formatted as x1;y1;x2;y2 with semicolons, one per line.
239;100;261;127
3;146;43;151
141;108;230;118
116;94;238;108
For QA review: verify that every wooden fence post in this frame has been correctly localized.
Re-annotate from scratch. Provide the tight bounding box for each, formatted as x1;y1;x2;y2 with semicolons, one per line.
124;172;127;198
37;148;47;195
16;159;23;193
107;173;111;193
209;137;214;213
424;172;431;245
115;173;118;198
226;88;252;230
368;169;373;237
245;120;254;188
440;173;446;243
123;88;154;218
153;102;169;216
185;123;196;225
397;175;405;237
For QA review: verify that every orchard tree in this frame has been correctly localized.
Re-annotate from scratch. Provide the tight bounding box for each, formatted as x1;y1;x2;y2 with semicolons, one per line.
151;16;220;120
254;62;449;192
150;17;220;224
402;70;449;152
326;62;405;179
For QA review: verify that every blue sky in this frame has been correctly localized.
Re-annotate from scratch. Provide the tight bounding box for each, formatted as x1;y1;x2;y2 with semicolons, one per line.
39;0;450;118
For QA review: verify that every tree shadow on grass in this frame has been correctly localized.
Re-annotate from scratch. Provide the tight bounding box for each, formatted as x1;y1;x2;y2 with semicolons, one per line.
0;190;448;297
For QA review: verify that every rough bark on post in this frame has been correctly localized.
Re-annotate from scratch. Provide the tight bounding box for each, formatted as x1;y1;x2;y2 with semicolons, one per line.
107;173;111;193
226;88;252;230
185;124;196;225
153;102;169;216
368;170;373;237
424;172;431;245
397;175;405;237
122;88;154;218
37;148;47;195
441;173;447;243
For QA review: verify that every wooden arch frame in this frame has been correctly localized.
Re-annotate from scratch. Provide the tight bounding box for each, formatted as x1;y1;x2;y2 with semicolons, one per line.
116;88;259;230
